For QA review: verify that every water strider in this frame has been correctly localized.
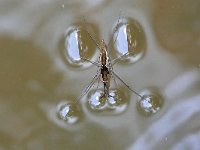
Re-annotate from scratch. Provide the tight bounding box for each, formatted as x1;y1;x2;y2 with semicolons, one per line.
74;15;143;104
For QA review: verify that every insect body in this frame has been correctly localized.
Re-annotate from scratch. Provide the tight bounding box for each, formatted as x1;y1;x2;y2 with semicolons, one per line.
100;39;111;98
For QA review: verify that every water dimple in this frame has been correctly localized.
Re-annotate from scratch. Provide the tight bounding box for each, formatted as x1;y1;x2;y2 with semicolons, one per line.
64;25;96;68
87;89;129;114
107;90;127;107
57;101;81;124
112;18;146;64
137;89;163;116
88;90;107;111
107;89;129;114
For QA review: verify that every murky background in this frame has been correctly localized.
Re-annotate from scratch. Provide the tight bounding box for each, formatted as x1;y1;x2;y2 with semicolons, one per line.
0;0;200;150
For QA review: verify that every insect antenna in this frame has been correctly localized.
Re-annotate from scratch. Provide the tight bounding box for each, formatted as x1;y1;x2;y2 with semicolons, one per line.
107;11;122;55
78;17;104;67
82;17;101;52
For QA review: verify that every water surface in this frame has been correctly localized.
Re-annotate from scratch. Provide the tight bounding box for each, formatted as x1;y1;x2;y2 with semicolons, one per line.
0;0;200;150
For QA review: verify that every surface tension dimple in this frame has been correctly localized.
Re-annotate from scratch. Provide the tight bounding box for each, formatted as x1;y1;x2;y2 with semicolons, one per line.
137;89;163;116
64;25;96;68
112;18;146;64
87;89;129;115
57;101;82;124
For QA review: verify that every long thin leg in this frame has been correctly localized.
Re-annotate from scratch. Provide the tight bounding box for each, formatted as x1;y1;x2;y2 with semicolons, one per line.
81;57;100;67
96;75;101;89
103;82;109;97
112;71;142;98
107;52;118;89
82;18;101;52
74;69;101;104
110;71;118;89
95;52;102;89
111;52;129;65
107;11;122;52
81;44;102;67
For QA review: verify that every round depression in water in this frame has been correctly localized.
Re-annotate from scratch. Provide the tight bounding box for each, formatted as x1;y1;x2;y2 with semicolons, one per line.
64;25;97;68
57;101;82;124
137;89;163;116
87;88;129;115
112;18;146;64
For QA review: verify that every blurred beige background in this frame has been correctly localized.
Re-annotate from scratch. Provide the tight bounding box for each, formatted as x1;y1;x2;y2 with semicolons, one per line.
0;0;200;150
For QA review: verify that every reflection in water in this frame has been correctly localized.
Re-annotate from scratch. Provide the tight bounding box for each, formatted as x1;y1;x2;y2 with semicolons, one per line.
128;94;200;150
171;130;200;150
87;88;129;115
66;28;81;62
108;89;128;109
112;18;146;64
57;101;81;124
137;89;163;116
64;25;97;68
138;95;161;115
88;90;107;111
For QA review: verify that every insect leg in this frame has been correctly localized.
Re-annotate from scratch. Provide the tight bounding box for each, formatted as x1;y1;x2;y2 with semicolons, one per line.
107;11;123;51
96;74;101;89
111;52;129;65
81;57;100;67
82;17;101;51
112;71;142;98
74;69;101;104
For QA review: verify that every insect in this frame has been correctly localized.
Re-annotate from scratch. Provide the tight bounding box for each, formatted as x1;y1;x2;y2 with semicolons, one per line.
74;15;143;104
